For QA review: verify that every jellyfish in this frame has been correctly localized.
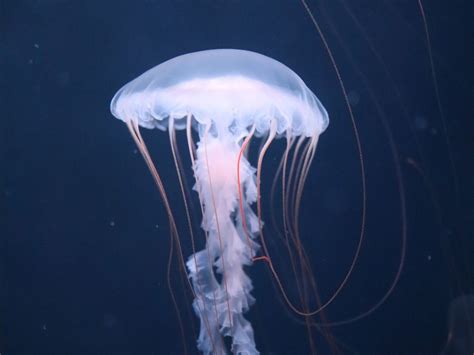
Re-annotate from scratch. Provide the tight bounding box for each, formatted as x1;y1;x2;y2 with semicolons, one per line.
110;49;328;354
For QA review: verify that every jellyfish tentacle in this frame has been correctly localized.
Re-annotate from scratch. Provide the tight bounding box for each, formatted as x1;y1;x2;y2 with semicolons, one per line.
281;132;307;306
287;136;308;233
260;0;368;318
168;117;220;353
254;119;277;262
237;124;256;258
269;136;294;245
185;115;225;348
187;126;260;354
125;119;189;355
418;0;459;205
202;127;234;331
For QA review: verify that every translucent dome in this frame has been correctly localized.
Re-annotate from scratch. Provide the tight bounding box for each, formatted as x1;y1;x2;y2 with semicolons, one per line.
110;49;329;137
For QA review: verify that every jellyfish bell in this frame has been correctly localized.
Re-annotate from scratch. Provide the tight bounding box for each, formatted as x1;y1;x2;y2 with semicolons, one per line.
111;49;328;137
110;49;329;354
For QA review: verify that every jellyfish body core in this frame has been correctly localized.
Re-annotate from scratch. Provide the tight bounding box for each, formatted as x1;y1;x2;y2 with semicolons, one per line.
111;49;329;354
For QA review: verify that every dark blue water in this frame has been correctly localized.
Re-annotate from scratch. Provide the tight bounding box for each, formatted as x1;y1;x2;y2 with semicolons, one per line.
2;1;473;354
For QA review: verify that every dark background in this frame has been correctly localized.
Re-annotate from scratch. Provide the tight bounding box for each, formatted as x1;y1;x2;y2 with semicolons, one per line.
1;0;473;354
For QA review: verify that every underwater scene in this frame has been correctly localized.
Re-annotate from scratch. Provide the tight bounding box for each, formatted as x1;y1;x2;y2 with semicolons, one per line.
2;1;473;354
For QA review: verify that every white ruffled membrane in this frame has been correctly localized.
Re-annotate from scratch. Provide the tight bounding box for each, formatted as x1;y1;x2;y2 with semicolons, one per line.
187;136;261;354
